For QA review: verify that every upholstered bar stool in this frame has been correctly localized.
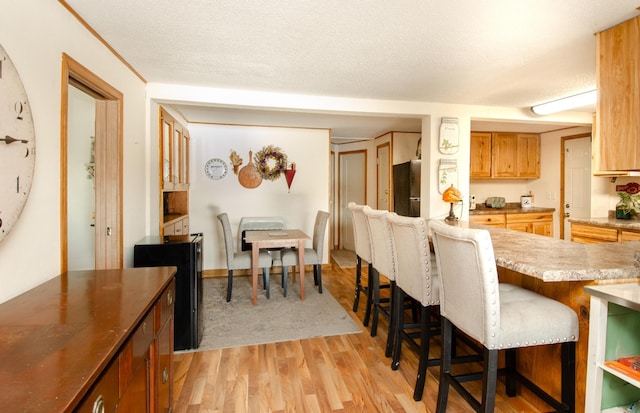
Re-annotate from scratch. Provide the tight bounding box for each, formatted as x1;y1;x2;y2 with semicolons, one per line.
386;213;442;401
347;202;374;323
362;206;397;356
429;219;578;413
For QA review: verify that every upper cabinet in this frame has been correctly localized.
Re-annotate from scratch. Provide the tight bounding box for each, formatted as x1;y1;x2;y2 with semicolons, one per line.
159;107;190;237
470;132;540;179
594;16;640;173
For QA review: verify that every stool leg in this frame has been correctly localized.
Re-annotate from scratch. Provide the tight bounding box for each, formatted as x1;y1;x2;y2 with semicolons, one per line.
413;305;431;401
363;263;373;326
561;341;576;413
391;286;405;370
436;318;453;412
263;268;270;299
481;348;498;413
353;256;362;311
384;281;396;357
370;267;380;337
226;269;234;302
505;349;517;397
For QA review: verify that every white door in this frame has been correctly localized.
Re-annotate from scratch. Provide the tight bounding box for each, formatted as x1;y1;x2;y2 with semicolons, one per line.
377;143;390;210
563;136;591;239
339;151;366;250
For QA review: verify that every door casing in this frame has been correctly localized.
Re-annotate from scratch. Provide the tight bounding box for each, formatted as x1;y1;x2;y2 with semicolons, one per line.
60;53;123;271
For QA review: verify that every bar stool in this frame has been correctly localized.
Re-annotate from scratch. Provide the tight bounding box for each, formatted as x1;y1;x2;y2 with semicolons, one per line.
347;202;375;325
429;219;578;413
386;213;442;401
362;206;397;356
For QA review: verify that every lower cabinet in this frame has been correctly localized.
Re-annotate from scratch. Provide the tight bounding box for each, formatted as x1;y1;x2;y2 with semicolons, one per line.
571;223;640;243
76;279;175;413
470;211;553;237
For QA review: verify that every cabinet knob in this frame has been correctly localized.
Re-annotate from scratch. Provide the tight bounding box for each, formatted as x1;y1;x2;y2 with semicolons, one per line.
162;367;169;384
167;290;174;306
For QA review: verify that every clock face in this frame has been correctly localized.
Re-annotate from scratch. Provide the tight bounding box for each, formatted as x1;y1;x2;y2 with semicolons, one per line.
0;43;36;243
204;158;228;180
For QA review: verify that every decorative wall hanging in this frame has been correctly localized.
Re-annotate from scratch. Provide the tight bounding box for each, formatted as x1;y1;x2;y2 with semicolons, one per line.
238;150;262;188
438;158;458;194
229;150;243;175
254;145;287;181
439;117;459;154
285;163;296;192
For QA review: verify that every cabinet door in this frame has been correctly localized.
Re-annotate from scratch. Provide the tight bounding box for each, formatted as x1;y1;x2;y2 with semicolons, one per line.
160;111;172;190
506;222;531;233
491;133;518;177
531;221;552;237
595;16;640;172
517;134;540;178
155;319;173;413
470;132;492;178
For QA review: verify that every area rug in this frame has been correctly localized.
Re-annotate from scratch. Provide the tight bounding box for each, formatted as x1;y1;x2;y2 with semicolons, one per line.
331;249;357;268
189;275;362;351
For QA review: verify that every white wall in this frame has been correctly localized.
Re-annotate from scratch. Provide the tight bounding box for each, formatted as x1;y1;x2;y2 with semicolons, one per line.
0;2;148;303
188;124;330;270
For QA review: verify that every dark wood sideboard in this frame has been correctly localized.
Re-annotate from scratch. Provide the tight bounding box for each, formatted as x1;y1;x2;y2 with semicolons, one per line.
0;267;176;412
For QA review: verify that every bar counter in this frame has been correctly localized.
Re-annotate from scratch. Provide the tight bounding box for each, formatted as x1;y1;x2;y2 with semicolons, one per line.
451;220;640;412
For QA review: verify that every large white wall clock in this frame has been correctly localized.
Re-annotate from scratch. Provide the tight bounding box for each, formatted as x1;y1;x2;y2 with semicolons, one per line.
0;43;36;243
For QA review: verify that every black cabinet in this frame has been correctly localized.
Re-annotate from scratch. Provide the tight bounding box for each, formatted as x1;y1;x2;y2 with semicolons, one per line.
134;234;203;351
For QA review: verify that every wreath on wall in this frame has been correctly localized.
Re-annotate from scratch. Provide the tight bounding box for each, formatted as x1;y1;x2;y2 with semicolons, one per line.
254;145;288;181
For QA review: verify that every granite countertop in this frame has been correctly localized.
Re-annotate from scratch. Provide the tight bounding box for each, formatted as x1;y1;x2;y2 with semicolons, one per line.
470;203;555;215
568;216;640;231
451;220;640;282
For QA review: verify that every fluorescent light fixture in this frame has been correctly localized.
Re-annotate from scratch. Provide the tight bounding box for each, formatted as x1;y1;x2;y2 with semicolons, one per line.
530;90;597;115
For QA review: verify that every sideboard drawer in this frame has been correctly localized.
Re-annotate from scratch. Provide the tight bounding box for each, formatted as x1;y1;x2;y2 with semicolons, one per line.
76;359;119;413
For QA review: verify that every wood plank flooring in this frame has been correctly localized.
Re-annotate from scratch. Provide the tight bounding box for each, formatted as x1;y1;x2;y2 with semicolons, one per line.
172;260;543;412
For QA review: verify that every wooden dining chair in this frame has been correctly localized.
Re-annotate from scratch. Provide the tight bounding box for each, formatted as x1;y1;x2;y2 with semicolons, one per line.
281;210;329;296
217;213;273;301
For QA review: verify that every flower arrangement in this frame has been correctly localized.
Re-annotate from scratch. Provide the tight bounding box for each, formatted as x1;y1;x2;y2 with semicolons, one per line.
254;145;288;181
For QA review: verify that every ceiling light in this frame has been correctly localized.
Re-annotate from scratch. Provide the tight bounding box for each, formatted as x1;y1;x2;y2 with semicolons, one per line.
530;90;597;115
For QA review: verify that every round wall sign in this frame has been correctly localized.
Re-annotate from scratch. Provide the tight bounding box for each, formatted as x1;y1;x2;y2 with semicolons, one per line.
204;158;228;180
0;43;36;243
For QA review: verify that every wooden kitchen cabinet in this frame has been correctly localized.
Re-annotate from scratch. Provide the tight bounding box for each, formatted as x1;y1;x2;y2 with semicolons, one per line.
160;107;190;237
470;132;492;178
470;212;553;237
0;268;175;412
571;222;640;243
470;132;540;179
594;16;640;174
506;212;553;237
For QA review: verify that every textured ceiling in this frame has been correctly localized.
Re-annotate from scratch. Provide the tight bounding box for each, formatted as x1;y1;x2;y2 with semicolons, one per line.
63;0;640;139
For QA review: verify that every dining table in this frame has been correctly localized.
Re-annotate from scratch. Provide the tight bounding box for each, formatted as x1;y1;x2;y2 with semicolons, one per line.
244;229;311;305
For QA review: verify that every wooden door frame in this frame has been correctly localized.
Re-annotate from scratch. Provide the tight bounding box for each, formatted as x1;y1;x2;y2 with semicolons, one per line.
60;53;123;271
559;132;591;240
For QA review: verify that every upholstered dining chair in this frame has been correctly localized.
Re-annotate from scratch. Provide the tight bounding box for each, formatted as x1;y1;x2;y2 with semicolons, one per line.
429;219;578;413
347;202;374;323
217;213;273;302
281;210;329;296
386;213;441;401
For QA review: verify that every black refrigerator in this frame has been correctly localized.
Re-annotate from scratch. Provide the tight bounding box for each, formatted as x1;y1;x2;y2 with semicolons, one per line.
393;160;421;217
134;233;203;351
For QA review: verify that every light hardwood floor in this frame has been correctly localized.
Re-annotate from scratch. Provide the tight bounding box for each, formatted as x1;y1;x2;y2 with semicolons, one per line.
172;259;544;412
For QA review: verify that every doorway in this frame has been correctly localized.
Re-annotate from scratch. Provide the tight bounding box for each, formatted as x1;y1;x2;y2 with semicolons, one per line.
377;142;391;210
60;54;123;271
561;134;591;240
338;150;366;250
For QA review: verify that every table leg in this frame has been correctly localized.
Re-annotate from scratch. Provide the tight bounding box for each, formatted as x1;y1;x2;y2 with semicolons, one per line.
251;243;259;305
298;240;305;301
